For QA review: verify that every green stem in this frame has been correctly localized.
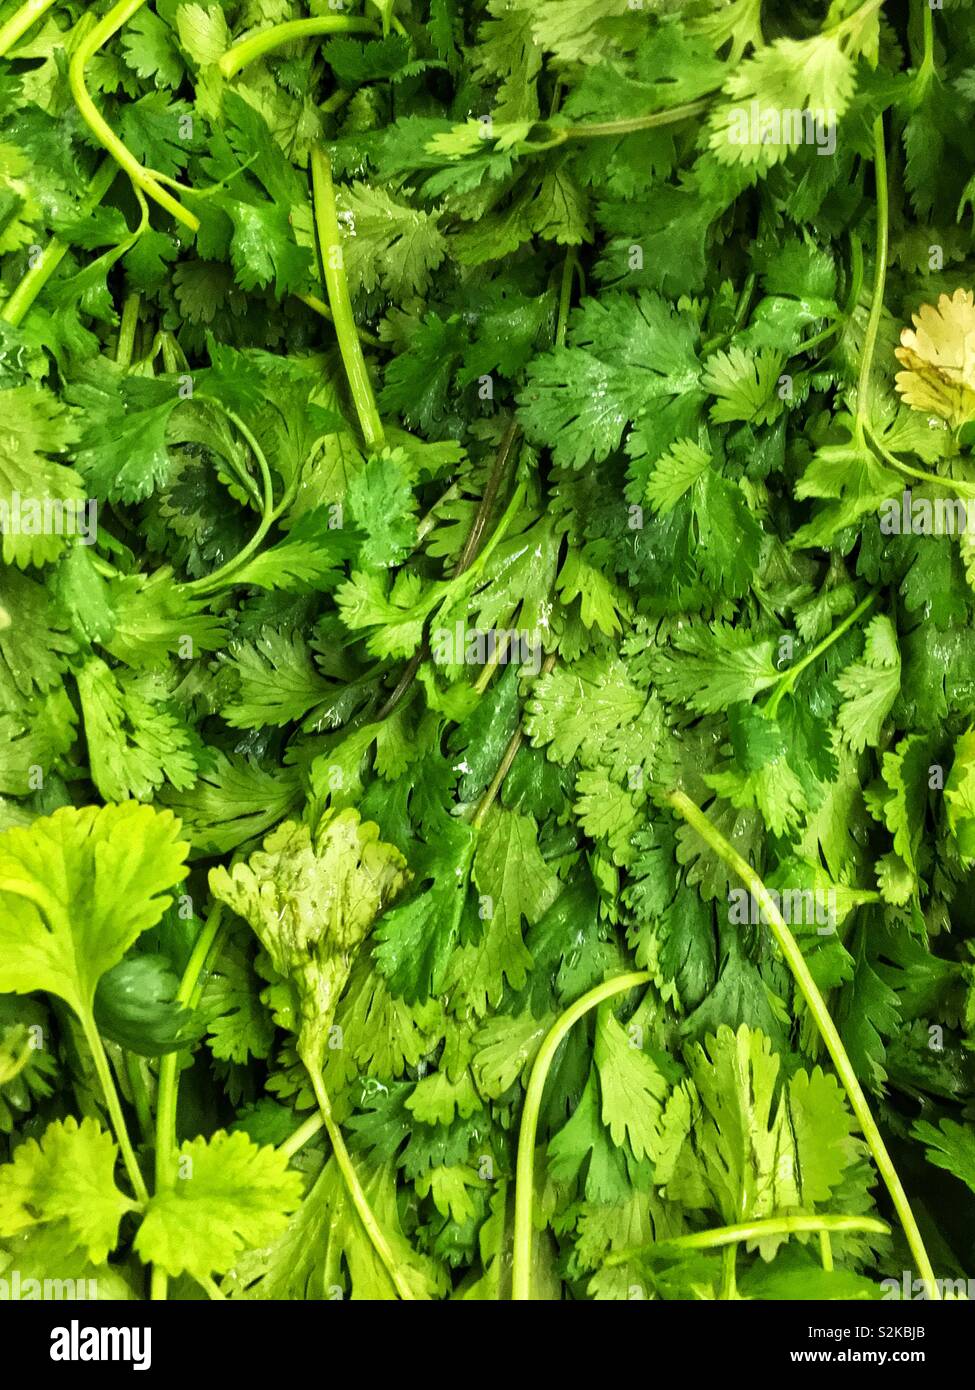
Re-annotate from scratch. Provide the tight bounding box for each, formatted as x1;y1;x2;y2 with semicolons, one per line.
373;474;526;728
603;1213;890;1266
218;16;378;79
854;116;888;444
115;292;140;368
820;1229;834;1272
1;158;118;327
663;788;941;1300
844;232;864;317
295;291;382;349
278;1111;324;1161
304;1062;415;1301
472;641;509;695
159;332;180;375
798;319;843;359
150;907;226;1302
765;591;877;718
555;253;576;348
68;0;199;232
453;422;520;576
125;1052;153;1143
0;0;56;55
511;972;651;1300
918;1;935;85
184;405;276;594
559;97;713;143
81;1012;149;1205
720;1244;737;1299
416;481;461;543
321;87;353;118
701;273;758;356
866;426;975;499
456;479;526;587
375;472;528;733
310;147;385;454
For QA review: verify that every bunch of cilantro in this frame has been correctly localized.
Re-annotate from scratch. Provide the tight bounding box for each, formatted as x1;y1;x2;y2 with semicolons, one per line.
1;0;975;1304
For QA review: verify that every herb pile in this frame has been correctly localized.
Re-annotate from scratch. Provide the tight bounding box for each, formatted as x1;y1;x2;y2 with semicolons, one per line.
2;0;975;1303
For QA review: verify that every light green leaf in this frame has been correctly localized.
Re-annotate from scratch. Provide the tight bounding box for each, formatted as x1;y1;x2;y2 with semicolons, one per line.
0;1117;134;1262
209;808;409;1067
0;804;189;1017
135;1131;302;1281
594;1007;667;1161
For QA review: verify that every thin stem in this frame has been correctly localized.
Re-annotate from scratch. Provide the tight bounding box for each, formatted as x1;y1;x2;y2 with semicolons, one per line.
555;253;576;348
416;481;460;543
81;1013;149;1205
918;0;935;84
150;907;226;1302
0;0;56;56
844;233;864;317
160;332;180;376
701;273;758;356
854;116;888;443
278;1111;324;1161
765;591;877;718
819;1229;834;1272
454;423;520;576
305;1062;415;1300
321;87;353;118
296;291;382;348
720;1244;737;1300
310;147;385;454
1;159;118;327
184;406;276;594
374;651;423;723
218;16;378;79
115;292;140;369
125;1052;153;1143
459;479;527;584
69;0;199;232
866;426;975;499
798;319;843;359
511;972;651;1300
561;97;712;143
603;1213;890;1266
473;639;509;695
663;788;941;1300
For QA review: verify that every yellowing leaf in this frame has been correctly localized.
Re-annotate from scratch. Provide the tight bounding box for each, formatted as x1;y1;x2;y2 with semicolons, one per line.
894;288;975;427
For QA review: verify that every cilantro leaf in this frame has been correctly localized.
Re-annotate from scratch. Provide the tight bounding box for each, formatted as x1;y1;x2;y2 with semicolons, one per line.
0;1117;134;1262
135;1131;302;1281
0;804;188;1017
